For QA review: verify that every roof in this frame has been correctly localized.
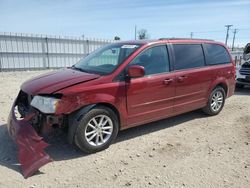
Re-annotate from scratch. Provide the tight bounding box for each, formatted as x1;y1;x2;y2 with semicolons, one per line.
158;38;214;41
117;38;219;46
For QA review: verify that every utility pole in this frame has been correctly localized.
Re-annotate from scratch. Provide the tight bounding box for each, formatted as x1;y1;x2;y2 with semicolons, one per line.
232;29;238;51
190;32;193;39
134;25;137;40
225;24;233;46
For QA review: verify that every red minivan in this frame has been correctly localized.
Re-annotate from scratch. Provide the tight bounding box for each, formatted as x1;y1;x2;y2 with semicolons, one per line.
7;38;235;177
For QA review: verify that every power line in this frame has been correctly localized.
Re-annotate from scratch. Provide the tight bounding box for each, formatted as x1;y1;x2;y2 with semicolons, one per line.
225;25;233;45
232;29;238;51
194;30;225;33
190;32;193;39
238;28;250;30
134;25;137;40
191;27;250;34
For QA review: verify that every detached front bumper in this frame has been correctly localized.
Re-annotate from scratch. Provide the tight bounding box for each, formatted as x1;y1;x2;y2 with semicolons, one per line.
7;101;52;178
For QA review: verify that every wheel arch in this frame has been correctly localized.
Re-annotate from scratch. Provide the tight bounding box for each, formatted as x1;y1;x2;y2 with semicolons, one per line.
203;81;227;116
95;102;121;128
208;78;229;98
67;102;121;145
215;82;228;96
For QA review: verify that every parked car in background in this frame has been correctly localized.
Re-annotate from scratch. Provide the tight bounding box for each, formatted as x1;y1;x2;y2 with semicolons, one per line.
7;38;235;178
243;43;250;61
236;43;250;88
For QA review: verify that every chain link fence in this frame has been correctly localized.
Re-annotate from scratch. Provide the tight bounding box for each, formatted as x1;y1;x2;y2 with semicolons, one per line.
0;32;113;71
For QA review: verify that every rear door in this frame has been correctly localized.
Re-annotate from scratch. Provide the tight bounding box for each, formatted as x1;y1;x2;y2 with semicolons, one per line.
171;43;211;114
126;45;175;127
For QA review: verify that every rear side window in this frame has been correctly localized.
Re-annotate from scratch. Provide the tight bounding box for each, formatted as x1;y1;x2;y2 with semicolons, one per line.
172;44;205;70
204;44;230;65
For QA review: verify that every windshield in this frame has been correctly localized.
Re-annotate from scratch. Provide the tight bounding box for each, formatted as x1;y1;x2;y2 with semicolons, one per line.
73;43;141;75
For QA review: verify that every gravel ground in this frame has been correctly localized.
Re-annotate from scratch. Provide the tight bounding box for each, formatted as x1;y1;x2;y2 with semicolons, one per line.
0;70;249;188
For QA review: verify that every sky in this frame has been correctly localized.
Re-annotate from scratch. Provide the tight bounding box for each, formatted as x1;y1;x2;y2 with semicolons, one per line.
0;0;249;47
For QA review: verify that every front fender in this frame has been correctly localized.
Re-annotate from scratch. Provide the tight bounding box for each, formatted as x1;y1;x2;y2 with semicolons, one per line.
55;93;118;115
67;104;96;145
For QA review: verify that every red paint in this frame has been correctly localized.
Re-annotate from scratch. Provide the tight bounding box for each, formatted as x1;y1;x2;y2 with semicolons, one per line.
7;39;235;178
7;103;52;178
54;39;235;129
127;65;145;78
21;68;100;95
125;72;176;126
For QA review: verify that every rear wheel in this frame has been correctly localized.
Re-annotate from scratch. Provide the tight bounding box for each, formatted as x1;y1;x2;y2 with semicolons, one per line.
202;86;225;116
74;106;119;153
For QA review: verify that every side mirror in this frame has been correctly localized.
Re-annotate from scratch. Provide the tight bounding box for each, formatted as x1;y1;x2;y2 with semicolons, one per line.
127;65;145;78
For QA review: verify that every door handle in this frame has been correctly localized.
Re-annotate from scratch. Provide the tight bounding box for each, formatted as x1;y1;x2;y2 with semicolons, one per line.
177;75;187;82
163;78;174;85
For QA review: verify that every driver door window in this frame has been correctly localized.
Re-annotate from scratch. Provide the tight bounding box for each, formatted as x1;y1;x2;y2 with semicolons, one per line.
129;45;170;76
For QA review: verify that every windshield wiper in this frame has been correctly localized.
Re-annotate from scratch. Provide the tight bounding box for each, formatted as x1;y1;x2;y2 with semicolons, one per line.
71;65;90;73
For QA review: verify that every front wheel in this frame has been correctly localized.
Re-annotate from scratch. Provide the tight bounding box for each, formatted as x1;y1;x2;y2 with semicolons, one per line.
202;86;226;116
74;106;119;153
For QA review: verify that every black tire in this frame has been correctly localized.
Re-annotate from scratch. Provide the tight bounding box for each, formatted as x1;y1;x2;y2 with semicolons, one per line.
236;83;244;88
73;106;119;153
202;86;226;116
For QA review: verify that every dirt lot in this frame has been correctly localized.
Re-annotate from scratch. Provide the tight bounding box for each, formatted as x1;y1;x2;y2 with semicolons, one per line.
0;70;249;188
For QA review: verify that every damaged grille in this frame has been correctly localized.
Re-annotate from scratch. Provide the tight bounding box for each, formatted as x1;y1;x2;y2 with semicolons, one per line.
239;62;250;76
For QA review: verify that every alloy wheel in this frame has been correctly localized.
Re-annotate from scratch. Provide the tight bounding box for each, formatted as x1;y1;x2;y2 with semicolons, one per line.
84;115;113;146
210;91;224;112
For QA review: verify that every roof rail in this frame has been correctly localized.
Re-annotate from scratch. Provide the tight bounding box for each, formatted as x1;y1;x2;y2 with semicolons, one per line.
158;38;214;41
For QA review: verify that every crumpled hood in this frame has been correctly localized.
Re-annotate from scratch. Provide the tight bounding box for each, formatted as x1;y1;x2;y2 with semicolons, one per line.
21;68;100;95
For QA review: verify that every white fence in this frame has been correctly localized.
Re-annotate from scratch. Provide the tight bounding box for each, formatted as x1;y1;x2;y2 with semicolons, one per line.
0;32;113;71
0;32;245;71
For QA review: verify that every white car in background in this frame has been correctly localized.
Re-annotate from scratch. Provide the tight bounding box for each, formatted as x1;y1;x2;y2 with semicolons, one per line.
236;43;250;88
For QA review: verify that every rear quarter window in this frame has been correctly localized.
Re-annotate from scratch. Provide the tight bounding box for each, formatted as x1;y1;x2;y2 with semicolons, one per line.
203;44;230;65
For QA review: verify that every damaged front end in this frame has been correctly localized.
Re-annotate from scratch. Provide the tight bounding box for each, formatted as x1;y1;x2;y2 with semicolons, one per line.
7;91;66;178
